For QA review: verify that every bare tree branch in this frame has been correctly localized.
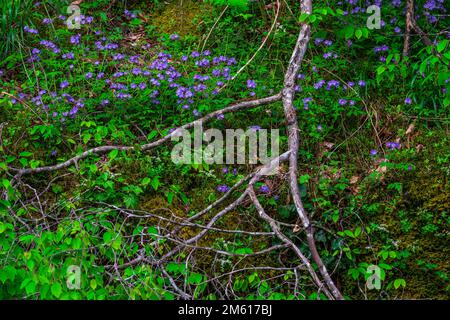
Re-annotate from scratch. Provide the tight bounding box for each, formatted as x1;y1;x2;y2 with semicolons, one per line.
8;93;281;176
280;0;343;300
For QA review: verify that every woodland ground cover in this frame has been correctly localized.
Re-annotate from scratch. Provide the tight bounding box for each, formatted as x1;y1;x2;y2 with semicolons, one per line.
0;0;448;300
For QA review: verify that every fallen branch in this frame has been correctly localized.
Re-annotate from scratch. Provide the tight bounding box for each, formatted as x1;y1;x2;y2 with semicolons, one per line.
8;93;281;176
280;0;343;300
248;186;333;299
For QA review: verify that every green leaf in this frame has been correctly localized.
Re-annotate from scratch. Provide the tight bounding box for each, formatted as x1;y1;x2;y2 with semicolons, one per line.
99;12;108;22
5;156;16;163
19;158;28;167
344;26;354;39
394;278;406;289
130;18;142;26
26;281;36;295
188;273;202;285
377;66;387;75
167;192;174;204
437;40;447;53
379;263;392;270
148;130;158;140
362;28;369;38
103;231;112;243
259;280;269;294
141;177;151;186
82;133;91;145
348;268;360;280
112;236;122;250
344;230;354;238
0;266;16;283
19;151;33;157
109;149;119;161
166;262;181;274
355;29;362;39
1;179;11;189
299;174;310;184
235;248;253;254
299;13;310;23
124;194;138;208
151;176;160;191
51;282;62;298
30;160;39;169
148;226;158;237
444;96;450;107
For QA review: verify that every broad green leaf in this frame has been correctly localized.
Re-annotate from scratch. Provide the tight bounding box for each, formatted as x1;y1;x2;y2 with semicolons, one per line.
51;282;62;298
109;149;119;161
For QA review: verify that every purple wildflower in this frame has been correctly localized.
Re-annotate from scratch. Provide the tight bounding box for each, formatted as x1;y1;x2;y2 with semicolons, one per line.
60;80;69;89
24;26;39;34
247;79;257;89
217;185;230;193
259;185;270;193
70;34;81;45
386;142;401;150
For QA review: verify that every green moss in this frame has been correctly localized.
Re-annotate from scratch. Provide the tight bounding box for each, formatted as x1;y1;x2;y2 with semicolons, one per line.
150;0;213;37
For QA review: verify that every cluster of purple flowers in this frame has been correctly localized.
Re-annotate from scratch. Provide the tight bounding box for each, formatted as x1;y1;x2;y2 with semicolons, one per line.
9;12;250;122
217;185;230;193
221;167;238;175
311;79;366;91
124;9;137;19
40;40;60;53
60;80;70;89
374;45;389;53
423;0;446;23
62;52;74;60
27;48;41;63
24;26;39;34
74;15;94;25
386;141;401;150
70;34;81;45
176;86;194;99
246;80;257;96
303;97;313;109
259;185;270;194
